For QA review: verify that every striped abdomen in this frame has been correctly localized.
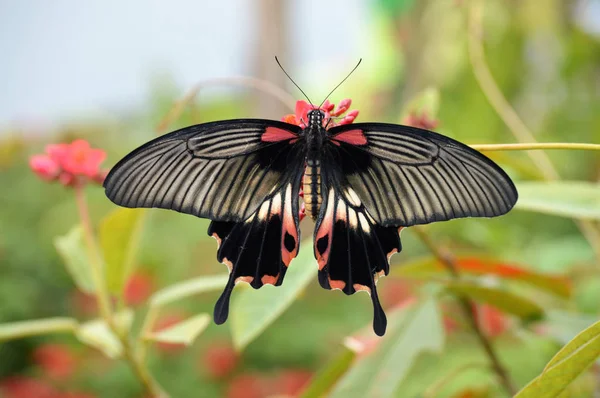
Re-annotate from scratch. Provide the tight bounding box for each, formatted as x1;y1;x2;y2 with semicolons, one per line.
303;159;322;219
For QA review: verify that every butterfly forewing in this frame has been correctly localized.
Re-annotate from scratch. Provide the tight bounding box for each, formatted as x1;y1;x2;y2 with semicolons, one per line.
103;119;302;222
326;123;518;227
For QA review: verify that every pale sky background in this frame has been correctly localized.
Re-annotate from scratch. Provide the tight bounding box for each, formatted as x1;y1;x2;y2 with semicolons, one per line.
0;0;368;126
1;0;598;128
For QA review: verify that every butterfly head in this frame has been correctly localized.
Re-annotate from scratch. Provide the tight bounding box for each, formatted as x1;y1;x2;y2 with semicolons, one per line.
307;109;325;128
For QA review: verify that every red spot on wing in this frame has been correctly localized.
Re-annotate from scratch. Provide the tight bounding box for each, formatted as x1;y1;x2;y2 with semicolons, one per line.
262;127;297;142
332;129;367;146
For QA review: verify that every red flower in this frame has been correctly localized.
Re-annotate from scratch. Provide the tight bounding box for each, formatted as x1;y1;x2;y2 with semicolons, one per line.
272;370;313;396
29;139;107;187
124;272;154;306
33;344;77;380
201;342;238;379
282;99;359;128
403;111;439;130
227;373;264;398
472;304;508;338
0;376;57;398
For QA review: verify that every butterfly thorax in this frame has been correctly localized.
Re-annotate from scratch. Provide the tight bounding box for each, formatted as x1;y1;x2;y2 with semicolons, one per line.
303;110;326;219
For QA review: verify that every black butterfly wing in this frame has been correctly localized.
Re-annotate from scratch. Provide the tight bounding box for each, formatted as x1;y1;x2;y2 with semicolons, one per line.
314;152;402;336
326;123;518;227
103;119;306;325
209;152;305;324
104;119;303;222
314;123;517;336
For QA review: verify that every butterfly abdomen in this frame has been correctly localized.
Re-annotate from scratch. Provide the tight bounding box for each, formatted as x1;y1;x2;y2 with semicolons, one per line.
303;158;322;219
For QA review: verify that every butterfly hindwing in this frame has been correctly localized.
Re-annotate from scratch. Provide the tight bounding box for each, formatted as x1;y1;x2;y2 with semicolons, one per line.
327;123;518;227
103;119;303;222
209;153;304;324
314;153;402;336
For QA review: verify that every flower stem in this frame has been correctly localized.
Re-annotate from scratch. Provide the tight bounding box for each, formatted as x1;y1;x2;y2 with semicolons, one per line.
73;185;112;322
413;226;517;396
156;76;297;133
471;143;600;152
73;186;167;397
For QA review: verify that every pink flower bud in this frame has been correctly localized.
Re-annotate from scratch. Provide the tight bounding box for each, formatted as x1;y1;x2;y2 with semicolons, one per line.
30;155;60;181
320;100;335;112
332;98;352;116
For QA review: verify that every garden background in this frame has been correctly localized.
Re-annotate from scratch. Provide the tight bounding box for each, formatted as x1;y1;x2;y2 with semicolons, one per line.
1;0;600;397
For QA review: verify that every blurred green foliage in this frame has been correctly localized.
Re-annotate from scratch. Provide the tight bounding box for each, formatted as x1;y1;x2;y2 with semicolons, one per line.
1;0;600;397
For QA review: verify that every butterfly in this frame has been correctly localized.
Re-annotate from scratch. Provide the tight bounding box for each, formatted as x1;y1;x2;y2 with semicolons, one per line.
103;98;518;336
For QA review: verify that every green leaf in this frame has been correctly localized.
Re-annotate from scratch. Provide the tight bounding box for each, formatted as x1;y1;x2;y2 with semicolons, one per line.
75;310;133;358
54;226;95;293
146;313;210;346
515;181;600;220
0;318;79;342
99;208;146;293
329;298;445;398
516;320;600;397
444;281;544;320
150;275;228;308
230;242;316;351
300;348;356;398
394;256;571;298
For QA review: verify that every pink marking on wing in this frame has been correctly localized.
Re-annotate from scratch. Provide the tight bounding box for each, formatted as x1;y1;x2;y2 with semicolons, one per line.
261;274;279;285
261;127;297;142
281;185;299;266
329;279;346;290
235;276;253;284
332;129;367;146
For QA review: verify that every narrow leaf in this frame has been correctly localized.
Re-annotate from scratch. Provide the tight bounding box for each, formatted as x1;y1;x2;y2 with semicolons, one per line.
75;310;133;358
99;208;146;293
444;281;544;320
54;226;95;293
0;318;79;342
300;348;356;398
147;313;210;346
394;256;571;298
515;181;600;220
150;275;228;308
516;320;600;397
330;298;445;398
230;242;315;351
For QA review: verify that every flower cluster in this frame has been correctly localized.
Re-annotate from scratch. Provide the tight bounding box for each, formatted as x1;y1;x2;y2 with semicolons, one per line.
29;139;107;187
282;99;359;129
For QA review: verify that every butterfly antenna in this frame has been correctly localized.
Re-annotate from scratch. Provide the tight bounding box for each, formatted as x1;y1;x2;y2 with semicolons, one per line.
319;59;362;109
275;56;314;106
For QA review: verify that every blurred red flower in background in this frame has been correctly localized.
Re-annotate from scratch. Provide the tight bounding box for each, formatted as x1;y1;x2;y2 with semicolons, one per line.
29;139;107;187
282;99;359;128
0;376;57;398
227;369;312;398
403;111;439;130
472;303;508;338
123;272;154;306
201;342;238;379
33;344;77;380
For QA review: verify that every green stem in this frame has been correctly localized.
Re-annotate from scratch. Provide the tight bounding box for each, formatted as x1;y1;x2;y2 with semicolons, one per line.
471;143;600;152
74;185;113;323
413;227;517;396
73;186;167;398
